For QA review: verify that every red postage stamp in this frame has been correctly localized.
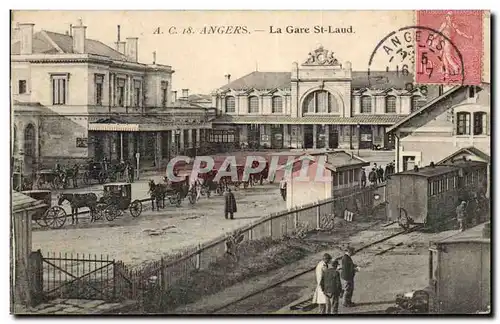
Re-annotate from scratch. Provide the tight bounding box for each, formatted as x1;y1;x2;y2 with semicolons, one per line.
416;10;483;85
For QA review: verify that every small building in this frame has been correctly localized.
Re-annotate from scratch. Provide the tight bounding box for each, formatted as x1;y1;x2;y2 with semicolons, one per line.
428;223;491;314
11;191;46;308
279;150;369;209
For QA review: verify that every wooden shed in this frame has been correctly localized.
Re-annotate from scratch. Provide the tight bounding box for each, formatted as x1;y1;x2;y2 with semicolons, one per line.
11;191;46;308
428;222;491;314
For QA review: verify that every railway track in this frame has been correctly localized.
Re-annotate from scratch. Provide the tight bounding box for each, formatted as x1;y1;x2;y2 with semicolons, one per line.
210;223;426;314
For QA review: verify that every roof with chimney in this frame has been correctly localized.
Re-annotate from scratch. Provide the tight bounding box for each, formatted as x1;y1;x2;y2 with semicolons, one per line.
11;30;128;61
218;71;414;91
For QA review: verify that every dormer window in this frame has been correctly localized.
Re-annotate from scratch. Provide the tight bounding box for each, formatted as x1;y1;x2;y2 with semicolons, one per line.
385;95;396;113
360;95;372;113
248;96;259;113
225;96;236;113
468;86;476;98
272;96;283;113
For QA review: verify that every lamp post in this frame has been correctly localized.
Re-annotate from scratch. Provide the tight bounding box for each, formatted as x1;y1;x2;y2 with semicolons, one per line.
356;123;361;157
175;128;181;157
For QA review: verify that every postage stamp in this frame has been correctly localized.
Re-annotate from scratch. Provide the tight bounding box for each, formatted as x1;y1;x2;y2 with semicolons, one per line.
10;10;490;316
416;10;483;85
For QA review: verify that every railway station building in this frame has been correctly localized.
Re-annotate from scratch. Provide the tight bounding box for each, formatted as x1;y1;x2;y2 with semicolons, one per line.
210;45;442;151
11;21;215;174
387;84;491;196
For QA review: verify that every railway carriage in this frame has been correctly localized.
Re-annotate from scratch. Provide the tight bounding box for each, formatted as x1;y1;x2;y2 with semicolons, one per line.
386;160;488;230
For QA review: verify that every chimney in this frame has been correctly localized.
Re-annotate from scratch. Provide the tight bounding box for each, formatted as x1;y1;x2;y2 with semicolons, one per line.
115;25;125;54
69;24;73;36
225;74;231;84
430;161;435;168
125;37;138;62
18;23;34;55
71;19;86;54
172;91;177;102
182;89;189;99
153;51;156;64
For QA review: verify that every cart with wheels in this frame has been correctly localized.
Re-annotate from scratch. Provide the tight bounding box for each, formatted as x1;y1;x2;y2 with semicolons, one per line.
23;190;68;229
96;182;143;221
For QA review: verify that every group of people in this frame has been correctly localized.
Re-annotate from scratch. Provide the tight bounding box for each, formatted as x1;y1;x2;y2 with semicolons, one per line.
313;246;359;314
360;161;396;188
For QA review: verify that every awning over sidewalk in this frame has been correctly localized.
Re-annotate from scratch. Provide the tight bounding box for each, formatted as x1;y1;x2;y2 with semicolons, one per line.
89;116;212;132
213;114;406;125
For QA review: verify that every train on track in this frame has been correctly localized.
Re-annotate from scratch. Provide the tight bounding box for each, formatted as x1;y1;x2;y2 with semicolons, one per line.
386;159;489;230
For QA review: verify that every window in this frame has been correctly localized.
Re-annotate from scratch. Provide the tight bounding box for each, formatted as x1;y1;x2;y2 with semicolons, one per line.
248;96;259;113
411;96;420;112
338;171;344;185
225;96;236;113
117;78;126;107
94;74;104;106
18;80;26;94
468;86;476;98
456;112;471;135
134;80;141;107
473;112;487;135
302;90;339;114
360;95;372;113
24;124;35;156
51;74;68;105
161;81;168;107
271;96;283;113
385;96;396;113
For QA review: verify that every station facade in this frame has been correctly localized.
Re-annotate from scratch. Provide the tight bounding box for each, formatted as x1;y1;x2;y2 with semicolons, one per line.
211;45;440;151
11;21;214;174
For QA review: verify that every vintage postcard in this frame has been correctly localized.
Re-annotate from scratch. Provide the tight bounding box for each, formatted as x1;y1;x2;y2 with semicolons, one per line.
10;10;491;315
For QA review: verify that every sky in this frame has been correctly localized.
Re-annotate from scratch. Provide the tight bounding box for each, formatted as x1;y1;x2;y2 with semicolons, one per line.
13;10;418;94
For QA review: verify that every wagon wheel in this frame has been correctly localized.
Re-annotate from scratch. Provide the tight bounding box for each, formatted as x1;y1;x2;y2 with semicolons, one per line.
129;200;142;218
398;208;410;231
34;211;48;228
83;172;90;185
243;181;249;189
104;205;120;221
44;206;67;229
98;172;107;184
95;202;107;221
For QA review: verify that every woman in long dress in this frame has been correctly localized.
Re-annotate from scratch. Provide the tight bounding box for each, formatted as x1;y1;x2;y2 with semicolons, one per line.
312;253;332;314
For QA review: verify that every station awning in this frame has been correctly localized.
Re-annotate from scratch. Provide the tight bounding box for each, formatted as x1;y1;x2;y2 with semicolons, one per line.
213;114;406;125
89;116;212;132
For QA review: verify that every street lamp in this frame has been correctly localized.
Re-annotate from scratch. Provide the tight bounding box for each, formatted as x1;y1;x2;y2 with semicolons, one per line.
356;123;361;157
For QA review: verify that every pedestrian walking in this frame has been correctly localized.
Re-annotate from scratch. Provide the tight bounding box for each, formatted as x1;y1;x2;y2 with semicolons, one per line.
279;178;287;201
224;188;237;220
321;259;343;314
313;253;332;314
368;168;377;186
377;165;384;183
340;246;359;307
456;200;467;231
359;168;366;188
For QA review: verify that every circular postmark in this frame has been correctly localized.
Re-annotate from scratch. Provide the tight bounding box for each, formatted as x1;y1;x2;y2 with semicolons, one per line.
368;26;465;86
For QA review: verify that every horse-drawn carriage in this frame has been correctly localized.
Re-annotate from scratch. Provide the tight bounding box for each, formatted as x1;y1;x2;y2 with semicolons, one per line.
23;190;67;229
35;169;65;190
96;183;143;221
83;161;109;185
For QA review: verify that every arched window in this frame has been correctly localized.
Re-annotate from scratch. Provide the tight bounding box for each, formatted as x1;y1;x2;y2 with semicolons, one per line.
456;112;471;135
302;90;339;114
360;96;372;113
13;126;17;154
24;124;35;156
225;96;235;113
248;96;259;113
473;112;488;135
385;96;396;113
411;96;420;112
271;96;283;113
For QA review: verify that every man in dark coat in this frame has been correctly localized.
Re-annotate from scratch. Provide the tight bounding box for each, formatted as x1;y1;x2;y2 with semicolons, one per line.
376;166;384;183
359;168;366;188
368;168;377;186
341;246;358;307
321;260;343;314
224;188;237;220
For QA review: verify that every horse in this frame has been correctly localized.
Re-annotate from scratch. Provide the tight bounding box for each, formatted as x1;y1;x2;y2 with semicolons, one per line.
148;180;167;211
57;193;98;224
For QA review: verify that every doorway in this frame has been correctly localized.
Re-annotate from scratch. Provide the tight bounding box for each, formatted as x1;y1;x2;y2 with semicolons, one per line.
303;125;314;148
402;156;416;171
271;125;284;149
359;125;373;149
329;126;339;149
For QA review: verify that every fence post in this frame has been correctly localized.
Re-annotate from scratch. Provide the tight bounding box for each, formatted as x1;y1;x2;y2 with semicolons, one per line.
294;209;298;229
269;214;273;238
316;205;321;229
196;244;201;270
249;226;253;240
112;260;117;300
